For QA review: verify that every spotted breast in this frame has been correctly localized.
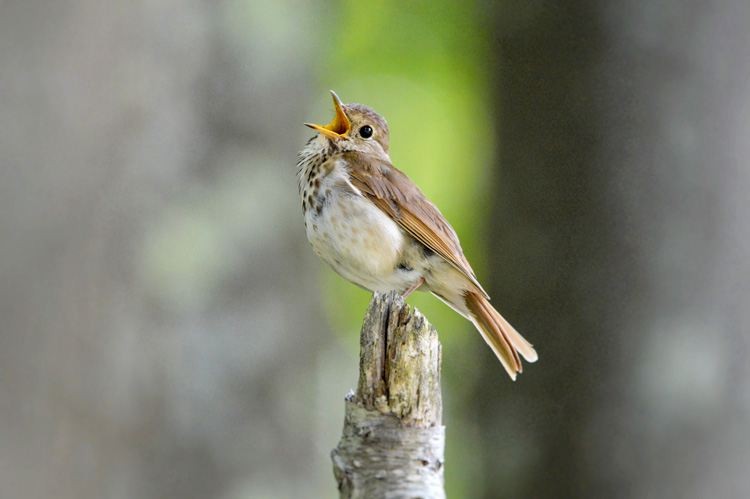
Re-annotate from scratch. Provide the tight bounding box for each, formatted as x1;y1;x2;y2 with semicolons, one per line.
297;135;422;293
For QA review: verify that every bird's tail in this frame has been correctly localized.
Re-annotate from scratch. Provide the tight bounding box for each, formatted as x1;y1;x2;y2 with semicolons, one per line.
464;290;538;380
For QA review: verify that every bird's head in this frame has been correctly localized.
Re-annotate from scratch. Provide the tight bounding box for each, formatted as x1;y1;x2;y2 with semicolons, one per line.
306;91;390;158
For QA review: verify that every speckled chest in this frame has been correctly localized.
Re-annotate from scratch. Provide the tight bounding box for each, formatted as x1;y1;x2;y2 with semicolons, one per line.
296;146;415;292
297;151;331;217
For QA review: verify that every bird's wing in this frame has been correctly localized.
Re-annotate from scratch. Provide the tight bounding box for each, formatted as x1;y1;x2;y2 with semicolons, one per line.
342;151;489;298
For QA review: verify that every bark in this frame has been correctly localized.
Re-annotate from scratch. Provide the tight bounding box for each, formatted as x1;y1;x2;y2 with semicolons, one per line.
331;292;445;499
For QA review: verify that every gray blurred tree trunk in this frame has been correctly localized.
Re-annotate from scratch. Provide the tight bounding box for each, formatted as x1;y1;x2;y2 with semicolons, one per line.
479;1;750;498
0;2;338;498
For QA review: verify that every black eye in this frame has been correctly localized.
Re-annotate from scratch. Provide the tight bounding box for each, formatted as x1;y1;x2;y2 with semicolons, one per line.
359;125;373;138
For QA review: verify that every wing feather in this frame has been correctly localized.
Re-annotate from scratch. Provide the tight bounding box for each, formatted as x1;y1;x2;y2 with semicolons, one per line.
342;151;489;298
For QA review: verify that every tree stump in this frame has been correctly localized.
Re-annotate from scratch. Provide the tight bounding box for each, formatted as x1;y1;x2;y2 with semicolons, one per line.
331;291;445;499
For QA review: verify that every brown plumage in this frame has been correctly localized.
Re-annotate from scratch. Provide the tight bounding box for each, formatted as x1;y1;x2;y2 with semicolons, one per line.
344;151;488;296
298;91;537;379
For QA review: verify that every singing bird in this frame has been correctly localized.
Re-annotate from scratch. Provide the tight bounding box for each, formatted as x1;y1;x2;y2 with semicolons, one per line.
297;91;537;379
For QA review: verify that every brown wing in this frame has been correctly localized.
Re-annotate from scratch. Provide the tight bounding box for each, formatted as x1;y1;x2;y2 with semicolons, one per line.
342;151;489;298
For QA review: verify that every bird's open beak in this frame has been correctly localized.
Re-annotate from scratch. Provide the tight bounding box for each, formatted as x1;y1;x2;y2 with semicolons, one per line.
305;90;351;140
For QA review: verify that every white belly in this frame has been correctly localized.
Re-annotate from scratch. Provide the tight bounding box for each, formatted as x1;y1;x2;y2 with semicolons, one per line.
305;190;418;293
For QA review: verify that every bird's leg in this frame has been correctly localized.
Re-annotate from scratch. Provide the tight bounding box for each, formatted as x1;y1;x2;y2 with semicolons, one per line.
401;277;425;299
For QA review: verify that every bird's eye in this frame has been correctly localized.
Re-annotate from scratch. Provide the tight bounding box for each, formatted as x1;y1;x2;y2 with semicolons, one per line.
359;125;373;139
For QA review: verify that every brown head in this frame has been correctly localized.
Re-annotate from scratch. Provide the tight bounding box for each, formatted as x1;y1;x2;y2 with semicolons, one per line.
305;91;390;159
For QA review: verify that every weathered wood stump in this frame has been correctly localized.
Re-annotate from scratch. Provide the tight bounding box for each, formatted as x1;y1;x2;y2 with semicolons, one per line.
331;291;445;499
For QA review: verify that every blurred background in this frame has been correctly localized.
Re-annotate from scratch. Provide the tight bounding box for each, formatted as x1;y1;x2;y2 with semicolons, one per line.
2;1;749;498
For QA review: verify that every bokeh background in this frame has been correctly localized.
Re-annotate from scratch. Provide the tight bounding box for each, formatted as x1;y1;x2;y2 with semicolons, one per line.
2;1;749;498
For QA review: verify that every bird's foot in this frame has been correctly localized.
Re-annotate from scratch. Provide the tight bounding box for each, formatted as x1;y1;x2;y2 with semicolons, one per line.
401;277;425;300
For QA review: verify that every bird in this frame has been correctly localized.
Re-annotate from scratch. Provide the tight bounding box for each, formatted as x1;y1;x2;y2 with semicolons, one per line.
297;91;537;380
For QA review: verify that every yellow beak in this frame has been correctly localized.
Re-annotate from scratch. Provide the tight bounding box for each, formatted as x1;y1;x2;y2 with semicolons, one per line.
305;90;350;140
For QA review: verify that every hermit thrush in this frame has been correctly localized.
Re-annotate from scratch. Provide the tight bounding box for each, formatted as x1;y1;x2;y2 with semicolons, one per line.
297;91;537;379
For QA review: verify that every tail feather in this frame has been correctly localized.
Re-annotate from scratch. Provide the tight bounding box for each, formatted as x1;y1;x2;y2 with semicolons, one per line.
464;291;537;380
